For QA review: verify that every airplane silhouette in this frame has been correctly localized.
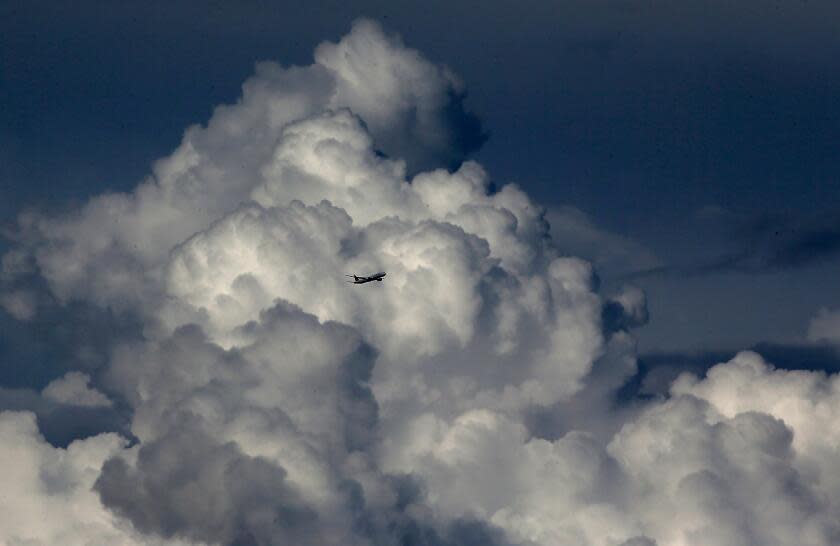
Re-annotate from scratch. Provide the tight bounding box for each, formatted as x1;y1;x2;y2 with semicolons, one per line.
345;272;387;284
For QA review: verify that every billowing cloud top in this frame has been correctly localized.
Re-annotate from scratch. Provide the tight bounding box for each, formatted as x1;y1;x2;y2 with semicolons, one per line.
2;18;840;546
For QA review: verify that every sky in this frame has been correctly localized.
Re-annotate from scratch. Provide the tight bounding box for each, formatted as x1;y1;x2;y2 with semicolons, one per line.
3;0;840;355
2;3;840;546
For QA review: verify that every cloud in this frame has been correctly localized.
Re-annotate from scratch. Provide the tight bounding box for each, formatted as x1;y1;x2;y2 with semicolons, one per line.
612;358;840;546
0;289;37;320
97;304;513;545
42;371;113;408
2;19;484;317
315;19;487;173
602;285;649;335
632;340;840;398
379;352;840;545
0;371;127;448
624;211;840;280
711;212;840;272
0;411;188;546
808;308;840;345
4;17;840;546
546;206;661;277
95;421;322;546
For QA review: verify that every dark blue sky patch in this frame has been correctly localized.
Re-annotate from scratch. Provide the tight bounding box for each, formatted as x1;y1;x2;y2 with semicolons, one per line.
0;386;132;447
0;299;143;389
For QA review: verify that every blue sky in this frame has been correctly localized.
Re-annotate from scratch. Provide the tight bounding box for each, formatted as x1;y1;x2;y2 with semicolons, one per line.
3;0;839;354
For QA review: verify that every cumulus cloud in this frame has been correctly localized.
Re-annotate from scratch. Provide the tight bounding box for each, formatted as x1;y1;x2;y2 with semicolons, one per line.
4;17;840;546
315;19;486;172
377;352;840;545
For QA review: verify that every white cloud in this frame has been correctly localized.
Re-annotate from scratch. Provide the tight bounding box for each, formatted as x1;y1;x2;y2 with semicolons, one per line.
315;18;485;172
3;17;840;546
382;353;840;546
627;352;840;546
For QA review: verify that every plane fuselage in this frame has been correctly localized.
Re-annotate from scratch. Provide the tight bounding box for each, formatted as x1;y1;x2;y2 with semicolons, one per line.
348;272;386;284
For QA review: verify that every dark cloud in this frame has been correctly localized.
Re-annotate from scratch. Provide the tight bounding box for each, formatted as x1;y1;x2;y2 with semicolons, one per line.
438;519;513;546
336;339;380;452
618;539;657;546
96;421;322;546
759;217;840;269
601;301;640;334
601;286;649;335
376;516;513;546
623;212;840;280
335;474;516;546
712;211;840;271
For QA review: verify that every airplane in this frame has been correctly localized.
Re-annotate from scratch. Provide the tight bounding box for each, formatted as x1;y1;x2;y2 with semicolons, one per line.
345;272;387;284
